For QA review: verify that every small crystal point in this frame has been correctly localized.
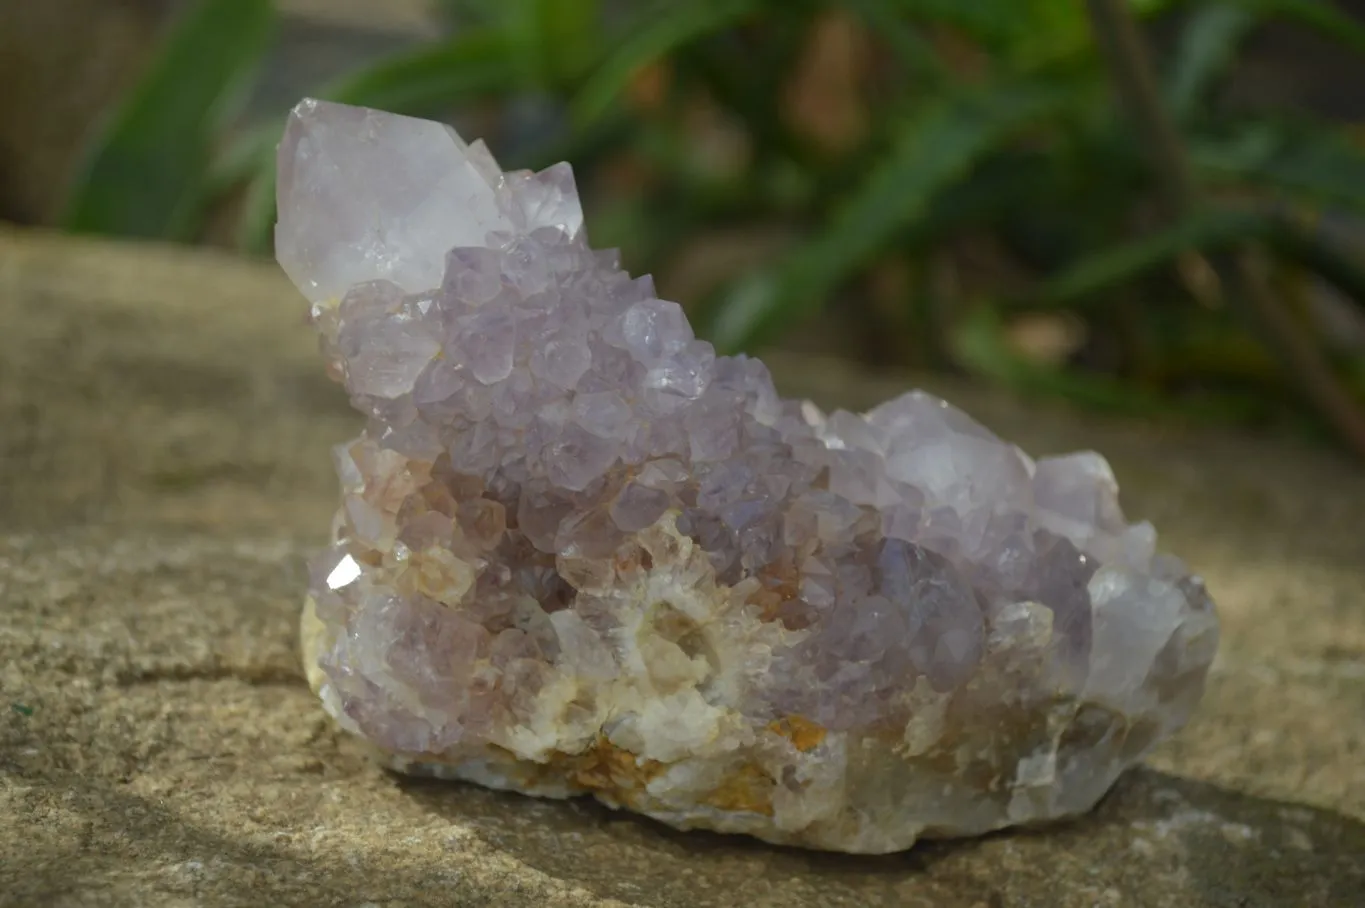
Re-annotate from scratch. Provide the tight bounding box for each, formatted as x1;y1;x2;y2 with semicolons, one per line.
285;101;1218;855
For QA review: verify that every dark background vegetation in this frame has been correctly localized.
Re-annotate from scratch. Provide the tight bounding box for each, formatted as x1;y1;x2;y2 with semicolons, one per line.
7;0;1365;457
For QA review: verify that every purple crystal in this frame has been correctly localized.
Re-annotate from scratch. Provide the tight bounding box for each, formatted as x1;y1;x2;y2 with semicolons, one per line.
284;99;1219;854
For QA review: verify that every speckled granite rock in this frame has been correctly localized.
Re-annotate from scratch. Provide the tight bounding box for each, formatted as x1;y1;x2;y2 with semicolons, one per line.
0;226;1362;905
279;101;1217;853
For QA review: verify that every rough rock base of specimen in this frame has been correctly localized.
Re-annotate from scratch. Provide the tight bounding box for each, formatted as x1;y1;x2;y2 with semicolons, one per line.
280;98;1220;854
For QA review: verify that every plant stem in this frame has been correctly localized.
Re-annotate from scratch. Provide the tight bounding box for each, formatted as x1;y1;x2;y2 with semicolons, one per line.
1086;0;1365;459
1085;0;1198;216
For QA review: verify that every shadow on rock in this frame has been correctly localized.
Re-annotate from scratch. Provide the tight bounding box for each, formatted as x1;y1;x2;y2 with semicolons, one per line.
398;766;1365;908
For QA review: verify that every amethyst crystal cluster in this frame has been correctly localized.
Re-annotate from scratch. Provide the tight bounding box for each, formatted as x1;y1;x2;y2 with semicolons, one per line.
282;99;1219;853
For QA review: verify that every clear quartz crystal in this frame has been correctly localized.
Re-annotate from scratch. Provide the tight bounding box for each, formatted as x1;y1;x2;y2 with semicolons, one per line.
283;99;1219;854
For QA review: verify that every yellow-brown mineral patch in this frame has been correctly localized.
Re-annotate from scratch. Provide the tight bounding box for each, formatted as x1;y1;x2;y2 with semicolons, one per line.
768;715;828;752
700;763;776;816
563;737;666;801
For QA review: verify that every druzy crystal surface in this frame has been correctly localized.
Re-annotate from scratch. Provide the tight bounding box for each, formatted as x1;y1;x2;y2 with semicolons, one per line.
283;99;1219;854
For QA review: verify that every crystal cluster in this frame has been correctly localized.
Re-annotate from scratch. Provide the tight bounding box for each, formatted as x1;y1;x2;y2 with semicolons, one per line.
282;99;1219;854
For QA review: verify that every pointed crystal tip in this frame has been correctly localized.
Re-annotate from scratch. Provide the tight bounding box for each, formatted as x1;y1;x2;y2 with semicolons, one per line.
274;98;512;303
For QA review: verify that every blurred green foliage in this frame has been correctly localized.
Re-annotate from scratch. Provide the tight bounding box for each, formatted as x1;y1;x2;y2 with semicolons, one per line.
62;0;274;238
60;0;1365;450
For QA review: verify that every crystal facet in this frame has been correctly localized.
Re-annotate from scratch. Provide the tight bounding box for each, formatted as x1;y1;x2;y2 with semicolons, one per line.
282;99;1219;854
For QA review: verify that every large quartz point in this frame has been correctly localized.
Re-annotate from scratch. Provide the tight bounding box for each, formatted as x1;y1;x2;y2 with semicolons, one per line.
282;99;1219;854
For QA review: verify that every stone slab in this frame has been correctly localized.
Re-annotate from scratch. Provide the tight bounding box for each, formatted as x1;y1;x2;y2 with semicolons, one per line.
1;226;1362;906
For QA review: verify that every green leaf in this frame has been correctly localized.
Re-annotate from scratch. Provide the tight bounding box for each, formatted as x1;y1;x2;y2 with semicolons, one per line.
236;163;282;256
1165;3;1258;120
1191;121;1365;214
1225;0;1365;57
840;0;947;84
571;0;763;127
322;29;525;115
708;271;784;355
233;29;526;253
882;0;1175;65
524;0;602;85
61;0;273;239
434;0;512;28
445;0;601;86
1027;209;1271;309
709;77;1079;352
207;122;280;198
879;0;1035;51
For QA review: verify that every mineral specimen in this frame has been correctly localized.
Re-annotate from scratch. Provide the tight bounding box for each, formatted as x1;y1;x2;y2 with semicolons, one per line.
282;98;1220;854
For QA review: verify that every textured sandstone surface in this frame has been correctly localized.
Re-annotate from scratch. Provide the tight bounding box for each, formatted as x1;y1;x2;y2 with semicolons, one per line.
1;226;1363;905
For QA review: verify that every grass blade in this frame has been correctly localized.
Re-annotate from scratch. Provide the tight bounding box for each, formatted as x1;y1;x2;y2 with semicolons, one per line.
321;29;524;115
1165;3;1258;119
1192;121;1365;214
570;0;763;127
61;0;273;239
526;0;601;85
840;0;947;84
949;304;1268;420
709;77;1079;352
1028;209;1271;308
880;0;1175;64
1228;0;1365;57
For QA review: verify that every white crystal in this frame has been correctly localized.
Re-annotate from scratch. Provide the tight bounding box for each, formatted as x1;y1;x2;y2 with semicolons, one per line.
276;99;512;303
